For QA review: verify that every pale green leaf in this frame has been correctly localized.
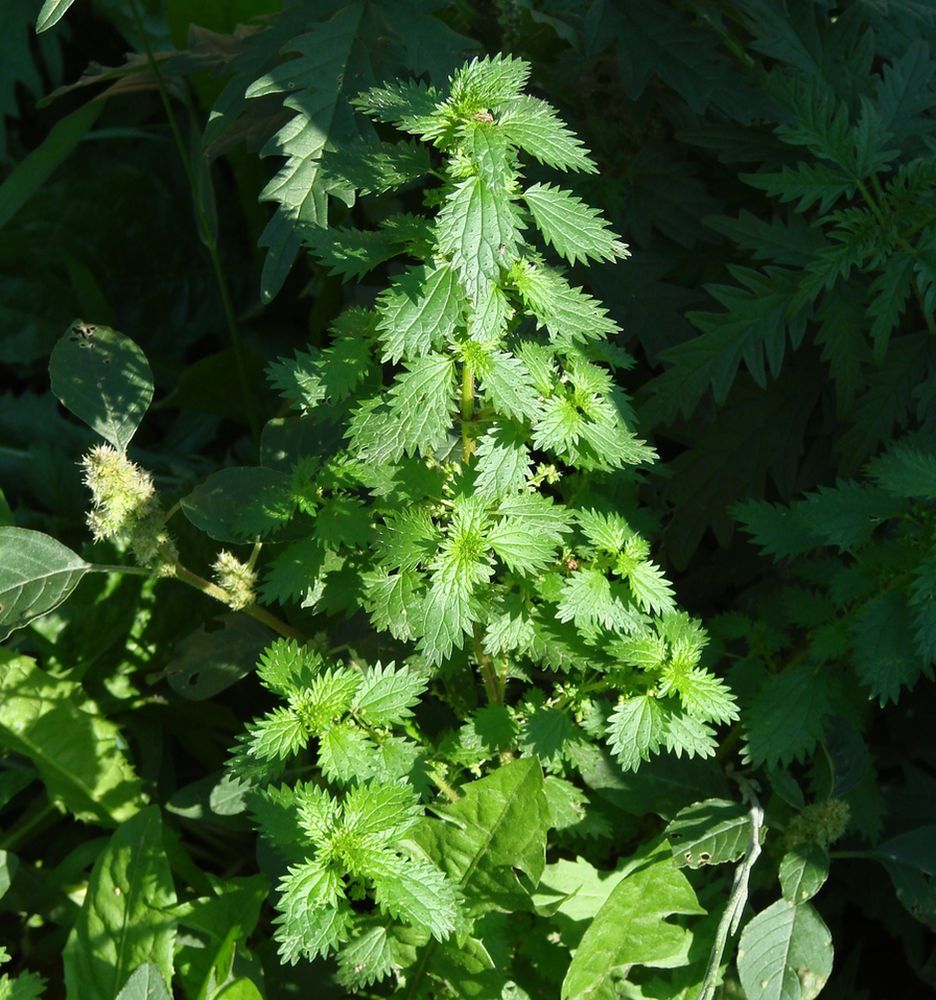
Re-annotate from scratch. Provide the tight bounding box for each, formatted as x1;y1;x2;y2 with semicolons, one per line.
438;175;519;299
371;854;458;940
247;707;307;761
474;422;532;498
36;0;77;32
352;662;427;726
115;964;171;1000
561;846;704;1000
481;351;544;423
606;697;666;772
0;652;143;825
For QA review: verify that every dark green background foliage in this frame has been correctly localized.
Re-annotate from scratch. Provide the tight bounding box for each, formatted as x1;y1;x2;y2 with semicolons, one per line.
0;0;934;997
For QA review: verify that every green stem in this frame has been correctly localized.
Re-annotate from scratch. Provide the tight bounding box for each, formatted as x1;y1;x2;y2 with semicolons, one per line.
172;562;307;641
127;0;260;440
429;769;460;803
461;361;475;464
696;777;765;1000
473;624;502;704
1;799;58;852
90;563;151;577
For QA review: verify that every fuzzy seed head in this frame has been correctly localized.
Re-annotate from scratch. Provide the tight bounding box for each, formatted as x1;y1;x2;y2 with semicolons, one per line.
212;550;258;611
81;445;155;541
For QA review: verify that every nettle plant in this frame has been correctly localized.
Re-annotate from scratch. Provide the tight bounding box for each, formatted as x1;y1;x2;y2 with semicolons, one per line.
1;56;748;996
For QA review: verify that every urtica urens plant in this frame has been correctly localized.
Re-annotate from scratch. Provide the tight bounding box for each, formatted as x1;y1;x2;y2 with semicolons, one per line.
224;54;738;985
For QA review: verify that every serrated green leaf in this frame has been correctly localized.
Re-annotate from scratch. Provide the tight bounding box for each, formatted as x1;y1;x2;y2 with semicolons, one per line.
606;697;665;772
851;590;927;705
336;927;395;990
737;899;833;1000
558;568;616;631
438;175;520;299
524;183;619;265
744;664;831;768
497;96;596;173
248;707;307;762
389;352;457;457
450;53;530;107
50;323;153;452
512;259;619;345
352;663;427;726
474;422;532;498
377;264;465;364
481;351;544;423
867;443;936;499
371;853;458;940
63;808;176;998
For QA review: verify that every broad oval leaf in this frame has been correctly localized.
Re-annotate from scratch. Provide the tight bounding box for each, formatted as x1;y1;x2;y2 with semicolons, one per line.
410;756;549;909
779;846;829;904
874;824;936;926
50;322;154;451
165;614;272;701
180;467;293;543
666;797;752;869
737;899;833;1000
0;527;91;640
36;0;77;32
64;807;177;999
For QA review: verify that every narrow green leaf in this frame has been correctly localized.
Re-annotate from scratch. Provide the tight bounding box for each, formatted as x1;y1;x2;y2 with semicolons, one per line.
0;101;100;226
36;0;77;32
64;807;176;999
736;899;833;1000
0;528;91;641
